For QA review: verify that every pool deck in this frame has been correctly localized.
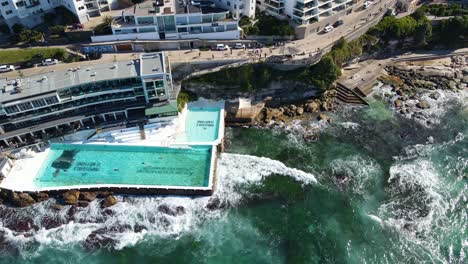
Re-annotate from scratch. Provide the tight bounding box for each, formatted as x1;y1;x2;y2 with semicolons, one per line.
0;101;225;196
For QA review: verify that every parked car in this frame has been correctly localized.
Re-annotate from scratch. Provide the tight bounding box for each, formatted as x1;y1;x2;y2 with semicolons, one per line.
42;58;59;66
386;8;396;16
233;43;245;49
364;1;372;9
73;23;84;30
323;25;334;33
333;20;344;28
0;65;15;73
216;44;229;51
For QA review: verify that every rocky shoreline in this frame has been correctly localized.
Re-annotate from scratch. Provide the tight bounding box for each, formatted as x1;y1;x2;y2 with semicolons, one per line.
378;55;467;124
0;189;118;209
255;89;337;126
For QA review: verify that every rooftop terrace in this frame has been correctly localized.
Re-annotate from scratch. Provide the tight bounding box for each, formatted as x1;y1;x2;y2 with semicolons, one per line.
0;53;167;104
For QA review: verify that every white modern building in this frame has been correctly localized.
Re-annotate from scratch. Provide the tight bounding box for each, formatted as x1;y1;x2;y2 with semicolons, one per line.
92;0;241;42
0;0;119;30
256;0;355;25
213;0;256;18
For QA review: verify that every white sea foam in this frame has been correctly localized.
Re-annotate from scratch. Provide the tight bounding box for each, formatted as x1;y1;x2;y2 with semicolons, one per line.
0;153;317;256
373;82;468;127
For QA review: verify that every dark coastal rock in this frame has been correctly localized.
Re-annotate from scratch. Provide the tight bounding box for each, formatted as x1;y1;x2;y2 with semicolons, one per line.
84;232;117;250
429;92;440;100
12;193;36;207
62;190;80;205
101;196;117;208
295;107;304;115
305;101;320;112
206;197;225;211
79;192;97;202
51;204;64;211
78;201;89;207
416;100;430;109
318;114;331;122
96;191;114;198
157;204;183;216
31;192;49;202
134;224;147;233
41;216;63;230
5;218;38;233
394;99;403;108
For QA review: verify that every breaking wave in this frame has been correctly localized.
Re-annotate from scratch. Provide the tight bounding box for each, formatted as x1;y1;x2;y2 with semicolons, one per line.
0;153;317;259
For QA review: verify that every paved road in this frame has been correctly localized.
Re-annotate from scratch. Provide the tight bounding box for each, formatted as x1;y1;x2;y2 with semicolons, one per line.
0;0;397;79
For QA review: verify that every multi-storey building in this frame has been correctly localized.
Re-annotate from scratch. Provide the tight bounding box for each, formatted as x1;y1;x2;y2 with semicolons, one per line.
92;0;241;42
213;0;256;18
0;52;178;149
0;0;119;29
257;0;355;25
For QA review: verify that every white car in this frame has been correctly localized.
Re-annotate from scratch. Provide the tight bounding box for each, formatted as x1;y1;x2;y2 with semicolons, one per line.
0;65;15;73
42;58;59;66
216;44;229;51
323;25;334;33
364;1;372;9
233;43;246;49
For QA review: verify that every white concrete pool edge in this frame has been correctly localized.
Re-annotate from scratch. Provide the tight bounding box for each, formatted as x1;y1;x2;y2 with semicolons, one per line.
0;101;225;195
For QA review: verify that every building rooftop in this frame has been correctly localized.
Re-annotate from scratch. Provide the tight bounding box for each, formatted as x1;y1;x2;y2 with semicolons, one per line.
119;0;227;16
140;53;165;76
0;53;167;104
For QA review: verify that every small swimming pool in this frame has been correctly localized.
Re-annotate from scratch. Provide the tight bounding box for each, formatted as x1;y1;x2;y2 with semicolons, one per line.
34;143;212;188
181;107;221;142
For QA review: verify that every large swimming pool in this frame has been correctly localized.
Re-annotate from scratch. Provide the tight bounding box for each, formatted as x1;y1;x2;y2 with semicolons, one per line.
34;144;212;188
180;107;221;142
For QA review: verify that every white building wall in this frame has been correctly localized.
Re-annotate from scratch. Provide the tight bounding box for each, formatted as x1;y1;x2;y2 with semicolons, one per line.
214;0;256;18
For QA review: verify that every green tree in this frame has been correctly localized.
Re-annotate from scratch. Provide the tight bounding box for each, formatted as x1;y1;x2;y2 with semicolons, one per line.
308;56;340;91
414;22;432;47
19;29;43;44
12;24;25;34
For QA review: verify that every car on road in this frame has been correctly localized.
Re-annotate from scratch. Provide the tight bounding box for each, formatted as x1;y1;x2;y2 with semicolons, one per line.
323;25;334;33
42;58;59;66
364;1;372;9
216;44;229;51
233;43;246;49
333;20;344;28
0;65;15;73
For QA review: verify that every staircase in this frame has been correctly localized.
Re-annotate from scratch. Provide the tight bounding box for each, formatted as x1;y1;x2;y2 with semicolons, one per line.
336;83;369;105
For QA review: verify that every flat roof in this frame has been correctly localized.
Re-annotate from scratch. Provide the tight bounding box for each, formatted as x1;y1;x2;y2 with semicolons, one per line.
1;52;167;104
0;61;139;104
145;100;178;115
119;0;228;16
140;53;165;76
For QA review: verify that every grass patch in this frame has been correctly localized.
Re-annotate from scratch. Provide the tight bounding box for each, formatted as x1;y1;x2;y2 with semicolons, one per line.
0;48;68;64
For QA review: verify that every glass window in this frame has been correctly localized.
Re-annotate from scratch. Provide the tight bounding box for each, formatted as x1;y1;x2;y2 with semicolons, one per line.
176;16;187;25
137;16;154;24
226;24;237;30
202;15;212;23
190;26;202;34
177;27;188;33
213;13;226;22
139;27;156;33
188;15;202;24
202;26;213;33
163;16;176;32
32;99;46;108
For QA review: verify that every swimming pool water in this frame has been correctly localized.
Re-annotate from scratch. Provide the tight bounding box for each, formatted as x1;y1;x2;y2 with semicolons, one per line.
34;144;212;188
181;107;220;142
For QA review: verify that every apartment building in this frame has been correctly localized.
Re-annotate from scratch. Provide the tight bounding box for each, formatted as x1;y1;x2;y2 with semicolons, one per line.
256;0;355;25
213;0;256;18
92;0;241;42
0;0;119;29
0;52;178;149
